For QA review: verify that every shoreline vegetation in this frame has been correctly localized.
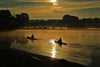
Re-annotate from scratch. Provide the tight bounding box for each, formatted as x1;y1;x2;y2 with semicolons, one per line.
0;9;100;31
20;27;100;30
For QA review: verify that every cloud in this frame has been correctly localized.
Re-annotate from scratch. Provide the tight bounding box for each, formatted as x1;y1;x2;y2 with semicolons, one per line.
59;1;100;8
69;8;100;18
58;0;100;2
51;6;62;10
0;0;99;19
0;2;33;8
0;1;52;8
0;0;99;2
58;1;100;11
0;0;50;2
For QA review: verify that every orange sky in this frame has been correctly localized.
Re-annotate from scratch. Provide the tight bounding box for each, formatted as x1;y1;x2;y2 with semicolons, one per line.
0;0;100;19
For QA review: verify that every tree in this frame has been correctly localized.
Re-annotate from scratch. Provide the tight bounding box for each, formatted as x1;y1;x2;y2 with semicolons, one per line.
15;13;29;27
63;15;80;27
0;10;13;30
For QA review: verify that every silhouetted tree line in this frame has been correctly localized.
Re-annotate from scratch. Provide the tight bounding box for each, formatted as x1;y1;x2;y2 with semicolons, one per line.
28;14;100;29
63;15;100;28
0;9;29;31
26;20;63;29
0;9;100;30
63;15;80;28
80;18;100;28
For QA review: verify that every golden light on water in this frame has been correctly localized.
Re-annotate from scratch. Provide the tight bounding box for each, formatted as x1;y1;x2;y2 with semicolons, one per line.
50;0;57;2
50;0;58;5
52;2;58;5
51;45;57;58
48;39;57;58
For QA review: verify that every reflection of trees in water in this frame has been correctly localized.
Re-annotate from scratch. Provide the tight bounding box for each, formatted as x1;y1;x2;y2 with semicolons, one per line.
0;41;11;47
0;36;28;47
14;37;28;45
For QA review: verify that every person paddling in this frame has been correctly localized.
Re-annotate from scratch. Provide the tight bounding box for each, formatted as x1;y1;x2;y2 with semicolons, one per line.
31;34;34;39
58;37;62;43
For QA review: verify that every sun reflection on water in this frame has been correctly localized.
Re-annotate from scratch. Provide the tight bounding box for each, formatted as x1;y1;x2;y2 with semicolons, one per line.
51;45;57;58
48;39;57;58
50;0;58;5
52;2;58;5
50;0;57;2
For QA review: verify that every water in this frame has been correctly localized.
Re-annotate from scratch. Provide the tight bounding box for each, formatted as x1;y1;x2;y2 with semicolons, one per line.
0;29;100;66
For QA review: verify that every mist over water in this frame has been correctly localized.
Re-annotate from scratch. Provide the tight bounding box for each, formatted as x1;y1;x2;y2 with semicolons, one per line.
0;29;100;66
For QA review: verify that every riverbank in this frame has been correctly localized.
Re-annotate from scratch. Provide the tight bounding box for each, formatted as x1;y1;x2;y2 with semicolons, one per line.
0;46;87;67
0;28;100;32
18;28;100;31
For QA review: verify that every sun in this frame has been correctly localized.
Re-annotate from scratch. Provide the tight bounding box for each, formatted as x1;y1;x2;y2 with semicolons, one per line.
50;0;57;2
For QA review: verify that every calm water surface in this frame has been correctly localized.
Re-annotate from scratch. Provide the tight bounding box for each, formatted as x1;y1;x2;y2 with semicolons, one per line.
0;29;100;66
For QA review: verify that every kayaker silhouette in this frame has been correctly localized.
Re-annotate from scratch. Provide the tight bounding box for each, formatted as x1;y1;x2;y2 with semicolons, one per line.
27;34;39;40
58;37;62;43
55;37;67;46
31;34;34;39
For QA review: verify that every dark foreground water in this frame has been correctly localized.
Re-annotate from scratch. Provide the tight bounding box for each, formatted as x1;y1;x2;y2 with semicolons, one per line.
0;29;100;66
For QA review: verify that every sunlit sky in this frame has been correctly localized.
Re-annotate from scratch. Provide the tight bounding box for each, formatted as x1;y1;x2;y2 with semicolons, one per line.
0;0;100;19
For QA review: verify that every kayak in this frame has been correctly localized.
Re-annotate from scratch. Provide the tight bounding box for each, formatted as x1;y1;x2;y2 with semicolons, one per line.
55;40;67;45
27;36;38;40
